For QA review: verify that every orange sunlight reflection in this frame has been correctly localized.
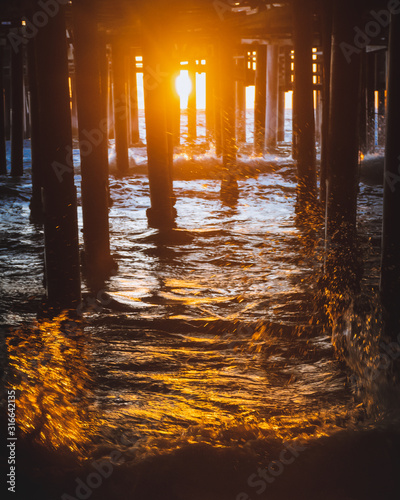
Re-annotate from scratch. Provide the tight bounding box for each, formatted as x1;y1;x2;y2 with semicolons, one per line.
6;313;98;456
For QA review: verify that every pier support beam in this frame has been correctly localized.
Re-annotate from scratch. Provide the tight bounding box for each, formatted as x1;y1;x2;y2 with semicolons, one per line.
35;3;81;309
129;50;140;145
277;89;285;143
27;37;43;222
315;90;322;145
0;47;7;175
358;53;367;155
188;61;197;143
73;0;112;282
215;85;222;156
220;38;238;203
292;76;298;160
207;46;222;155
206;53;215;142
377;88;386;148
142;4;175;229
366;52;375;153
325;0;361;290
166;83;175;186
171;64;181;147
108;58;114;140
112;38;129;175
381;12;400;340
23;76;29;140
236;54;246;144
4;63;10;141
376;51;386;148
213;49;223;156
320;3;332;204
165;60;179;193
70;72;79;140
293;0;316;213
98;34;110;204
254;45;267;155
266;44;279;151
10;41;24;177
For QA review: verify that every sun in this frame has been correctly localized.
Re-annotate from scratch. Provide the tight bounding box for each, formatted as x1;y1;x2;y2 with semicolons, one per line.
175;70;192;108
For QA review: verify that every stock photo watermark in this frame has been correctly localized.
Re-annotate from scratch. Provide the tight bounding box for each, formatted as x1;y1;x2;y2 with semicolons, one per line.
6;389;17;493
53;60;168;183
384;155;400;192
61;431;140;500
9;287;114;387
52;92;131;182
212;0;257;21
340;0;400;63
349;331;400;386
8;0;69;53
236;440;306;500
61;287;114;338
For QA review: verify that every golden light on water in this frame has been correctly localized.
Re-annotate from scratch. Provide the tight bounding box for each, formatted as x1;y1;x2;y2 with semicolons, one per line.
6;314;98;456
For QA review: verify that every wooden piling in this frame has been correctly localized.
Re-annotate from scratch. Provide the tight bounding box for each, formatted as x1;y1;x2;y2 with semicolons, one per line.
292;0;317;212
266;44;279;151
112;37;129;175
315;90;322;146
4;55;10;141
171;65;181;147
208;45;223;156
319;1;332;204
108;56;115;140
236;53;246;144
277;90;285;143
128;49;140;145
98;33;110;200
98;35;108;129
376;50;386;148
10;40;24;177
377;89;386;148
165;54;181;152
72;0;112;281
35;3;81;309
358;53;367;155
215;88;222;155
141;3;175;229
26;37;43;222
366;51;375;153
220;38;238;203
23;74;30;140
188;60;197;143
70;72;79;140
290;47;298;161
0;47;7;175
381;12;400;340
166;86;175;188
212;48;223;156
206;52;215;141
254;45;267;155
165;58;179;192
325;0;362;289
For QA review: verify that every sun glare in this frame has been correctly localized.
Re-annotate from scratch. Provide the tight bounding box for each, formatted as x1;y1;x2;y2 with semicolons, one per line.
138;68;290;112
176;70;192;109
